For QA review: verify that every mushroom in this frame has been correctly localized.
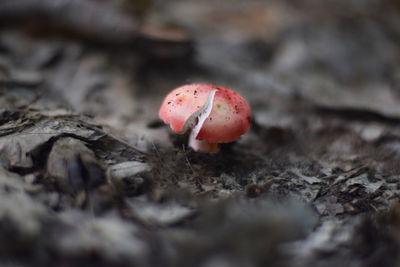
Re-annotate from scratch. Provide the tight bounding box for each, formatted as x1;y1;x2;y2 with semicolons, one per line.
159;84;251;152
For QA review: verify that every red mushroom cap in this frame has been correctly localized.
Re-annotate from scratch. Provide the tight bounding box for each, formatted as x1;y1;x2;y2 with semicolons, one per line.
159;84;251;143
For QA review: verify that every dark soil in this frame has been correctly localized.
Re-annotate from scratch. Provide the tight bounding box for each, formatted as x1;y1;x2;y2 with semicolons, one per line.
0;0;400;267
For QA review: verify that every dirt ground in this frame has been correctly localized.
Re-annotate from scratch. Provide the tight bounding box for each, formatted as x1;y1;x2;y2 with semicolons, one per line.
0;0;400;266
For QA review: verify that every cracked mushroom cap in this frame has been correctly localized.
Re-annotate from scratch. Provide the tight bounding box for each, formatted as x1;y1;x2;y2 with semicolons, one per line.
159;84;251;143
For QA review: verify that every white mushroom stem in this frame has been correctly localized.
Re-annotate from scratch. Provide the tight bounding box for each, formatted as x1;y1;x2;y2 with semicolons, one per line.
189;131;219;152
180;89;219;152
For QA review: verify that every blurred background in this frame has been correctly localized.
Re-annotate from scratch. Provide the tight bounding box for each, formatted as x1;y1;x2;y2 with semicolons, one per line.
1;0;399;150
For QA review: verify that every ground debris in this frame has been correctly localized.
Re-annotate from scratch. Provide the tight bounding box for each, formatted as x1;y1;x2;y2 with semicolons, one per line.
290;168;323;185
0;110;146;170
46;137;105;195
0;0;399;266
125;198;195;226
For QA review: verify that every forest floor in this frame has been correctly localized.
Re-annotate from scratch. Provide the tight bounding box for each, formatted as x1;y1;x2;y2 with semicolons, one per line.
1;0;400;266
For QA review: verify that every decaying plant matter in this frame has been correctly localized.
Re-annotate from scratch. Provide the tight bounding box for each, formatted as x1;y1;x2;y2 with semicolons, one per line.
0;0;400;266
